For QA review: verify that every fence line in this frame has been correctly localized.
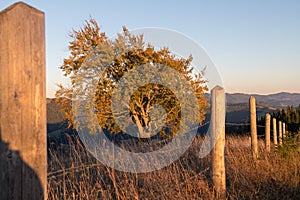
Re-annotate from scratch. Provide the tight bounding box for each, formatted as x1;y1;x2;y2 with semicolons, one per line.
247;96;299;158
0;3;297;200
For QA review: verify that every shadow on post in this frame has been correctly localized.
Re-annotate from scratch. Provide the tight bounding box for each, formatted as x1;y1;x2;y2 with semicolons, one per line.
0;137;44;200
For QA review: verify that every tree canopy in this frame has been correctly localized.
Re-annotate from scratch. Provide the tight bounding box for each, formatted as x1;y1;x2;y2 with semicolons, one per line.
56;19;208;138
258;105;300;134
272;105;300;133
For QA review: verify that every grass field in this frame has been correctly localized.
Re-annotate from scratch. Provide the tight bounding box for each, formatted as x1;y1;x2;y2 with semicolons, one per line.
47;134;300;199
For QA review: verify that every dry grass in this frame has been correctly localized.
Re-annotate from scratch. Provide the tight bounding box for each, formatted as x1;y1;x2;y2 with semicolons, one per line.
47;134;300;199
226;136;300;199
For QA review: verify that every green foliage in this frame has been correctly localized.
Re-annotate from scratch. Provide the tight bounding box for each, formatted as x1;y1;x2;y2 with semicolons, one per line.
260;105;300;134
276;133;300;159
276;105;300;124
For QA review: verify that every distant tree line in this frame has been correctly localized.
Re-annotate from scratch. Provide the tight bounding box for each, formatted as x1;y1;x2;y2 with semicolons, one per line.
258;104;300;134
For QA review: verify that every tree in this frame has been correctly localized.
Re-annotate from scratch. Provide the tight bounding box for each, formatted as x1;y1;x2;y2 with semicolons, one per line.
56;19;208;138
286;106;292;123
269;104;300;134
296;104;300;124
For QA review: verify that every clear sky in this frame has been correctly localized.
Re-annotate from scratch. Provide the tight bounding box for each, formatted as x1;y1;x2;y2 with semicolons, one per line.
1;0;300;97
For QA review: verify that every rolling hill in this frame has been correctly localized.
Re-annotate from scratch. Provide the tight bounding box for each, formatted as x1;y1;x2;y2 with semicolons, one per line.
203;92;300;123
47;92;300;136
226;92;300;107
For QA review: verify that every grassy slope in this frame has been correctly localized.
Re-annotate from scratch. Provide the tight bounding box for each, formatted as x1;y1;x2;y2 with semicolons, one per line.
47;135;300;199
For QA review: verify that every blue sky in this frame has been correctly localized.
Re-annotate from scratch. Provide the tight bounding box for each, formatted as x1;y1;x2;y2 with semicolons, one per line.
1;0;300;97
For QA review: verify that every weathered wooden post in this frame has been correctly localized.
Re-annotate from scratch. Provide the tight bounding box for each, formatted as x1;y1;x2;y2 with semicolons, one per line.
283;122;286;141
265;114;271;152
273;118;277;146
0;2;46;200
273;118;278;146
210;86;226;198
250;96;258;159
278;121;283;145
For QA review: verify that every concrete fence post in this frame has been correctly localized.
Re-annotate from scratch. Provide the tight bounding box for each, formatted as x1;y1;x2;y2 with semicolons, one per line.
210;86;226;199
0;2;46;199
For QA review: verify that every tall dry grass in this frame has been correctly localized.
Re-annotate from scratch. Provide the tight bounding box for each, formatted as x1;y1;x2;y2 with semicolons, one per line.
47;134;300;199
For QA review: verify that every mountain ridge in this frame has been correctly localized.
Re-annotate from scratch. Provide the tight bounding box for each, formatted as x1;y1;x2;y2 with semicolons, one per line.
204;92;300;123
47;92;300;137
204;92;300;107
